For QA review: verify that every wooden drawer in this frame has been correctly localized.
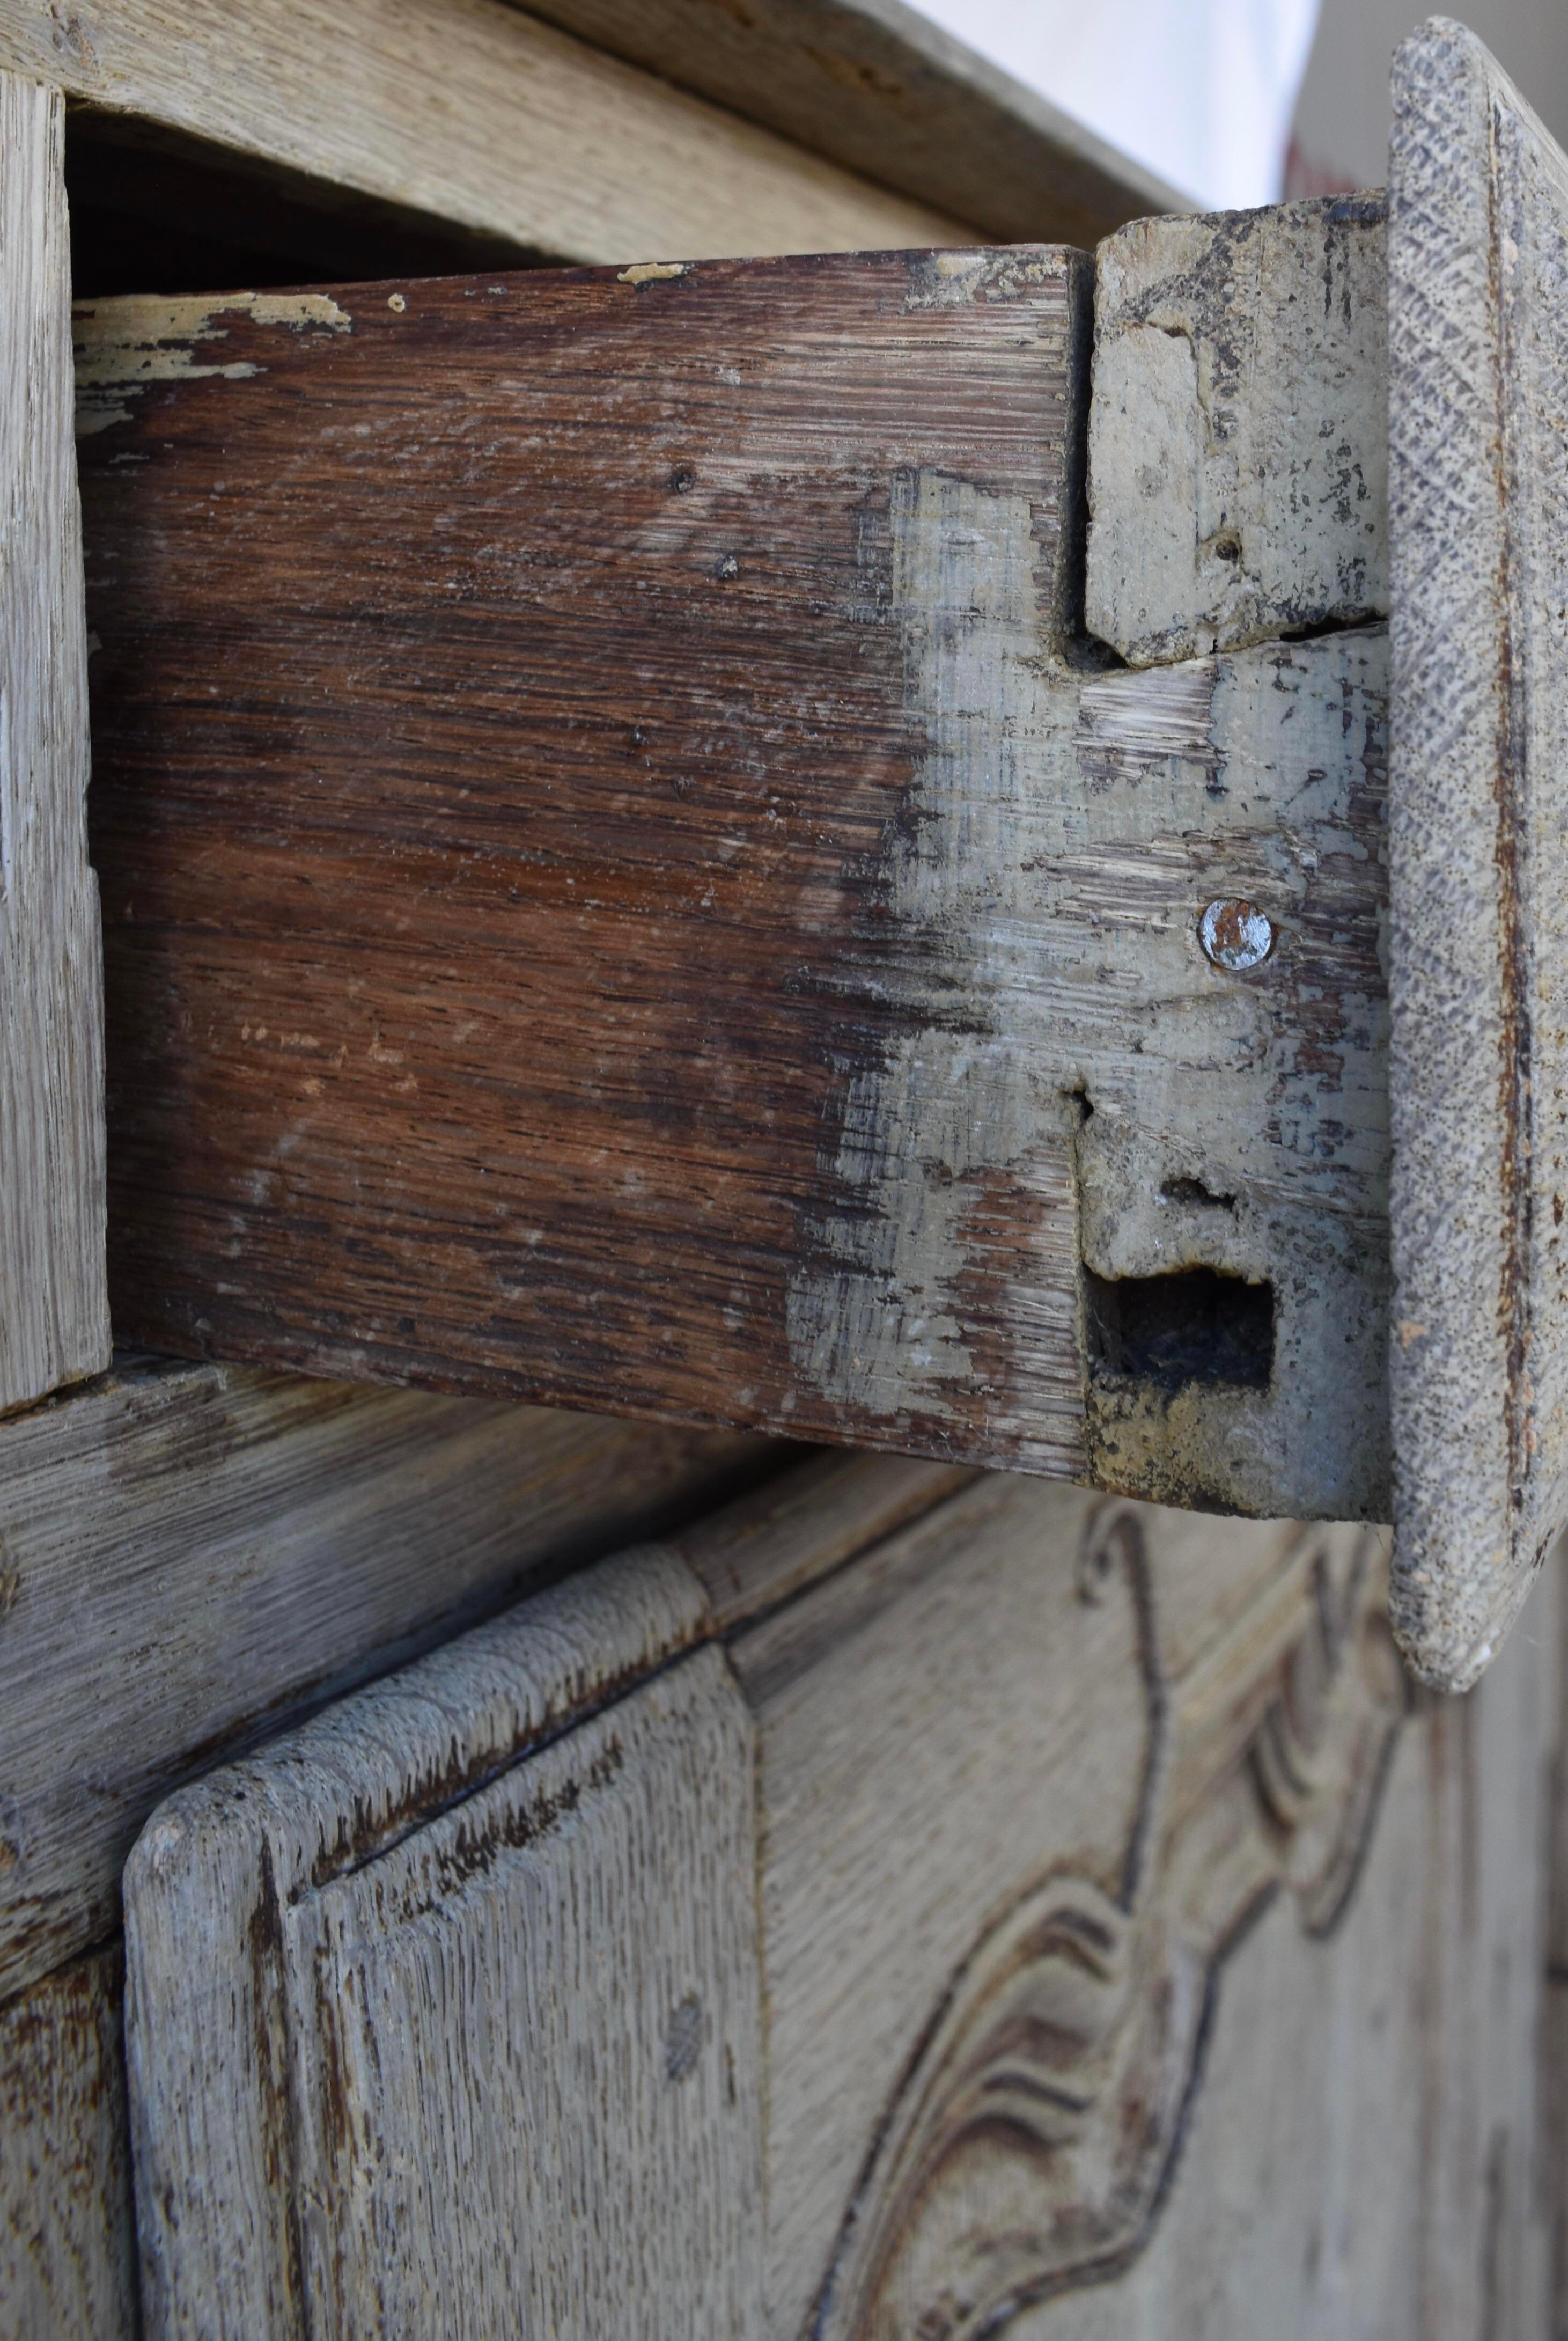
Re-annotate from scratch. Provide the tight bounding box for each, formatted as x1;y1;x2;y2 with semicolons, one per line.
20;17;1557;1692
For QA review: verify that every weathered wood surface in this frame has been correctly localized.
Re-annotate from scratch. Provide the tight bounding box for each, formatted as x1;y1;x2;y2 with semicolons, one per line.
78;250;1393;1520
1387;19;1568;1689
0;1947;136;2341
1088;194;1388;666
1;0;963;265
124;1450;1422;2339
0;74;106;1414
0;1354;774;2004
79;248;1093;1471
125;1549;762;2339
511;0;1182;246
1549;1542;1568;2337
1017;1557;1560;2339
752;1489;1405;2338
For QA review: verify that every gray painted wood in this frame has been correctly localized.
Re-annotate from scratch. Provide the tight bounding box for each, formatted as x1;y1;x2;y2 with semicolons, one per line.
1014;1553;1560;2340
124;1552;762;2341
0;1947;136;2341
1387;17;1568;1687
122;1457;1420;2341
1087;193;1388;667
0;1354;773;2002
0;71;107;1414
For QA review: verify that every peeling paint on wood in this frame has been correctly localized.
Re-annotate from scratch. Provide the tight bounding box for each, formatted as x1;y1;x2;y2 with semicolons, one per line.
73;289;352;434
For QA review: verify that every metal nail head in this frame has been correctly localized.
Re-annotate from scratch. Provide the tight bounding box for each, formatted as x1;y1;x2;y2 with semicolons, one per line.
1198;898;1275;971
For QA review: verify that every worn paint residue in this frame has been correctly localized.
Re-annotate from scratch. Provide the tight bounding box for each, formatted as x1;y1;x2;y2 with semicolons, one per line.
786;469;1084;1454
788;460;1391;1515
617;260;691;287
72;291;352;435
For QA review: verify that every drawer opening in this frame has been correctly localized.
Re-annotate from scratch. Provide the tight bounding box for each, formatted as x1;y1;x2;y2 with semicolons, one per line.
1086;1266;1275;1393
64;110;546;302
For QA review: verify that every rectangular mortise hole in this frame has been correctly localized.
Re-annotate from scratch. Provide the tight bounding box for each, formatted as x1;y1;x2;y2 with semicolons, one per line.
1085;1267;1274;1392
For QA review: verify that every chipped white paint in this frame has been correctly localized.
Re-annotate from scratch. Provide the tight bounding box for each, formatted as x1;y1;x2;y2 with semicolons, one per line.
1088;194;1388;666
72;291;352;435
0;75;107;1409
617;260;691;284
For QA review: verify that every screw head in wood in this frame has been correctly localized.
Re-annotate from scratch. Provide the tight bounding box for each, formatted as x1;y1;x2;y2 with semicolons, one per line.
1198;897;1275;971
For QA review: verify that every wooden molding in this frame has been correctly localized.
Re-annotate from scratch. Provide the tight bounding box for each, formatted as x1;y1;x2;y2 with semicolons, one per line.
806;1501;1404;2337
0;1355;775;2004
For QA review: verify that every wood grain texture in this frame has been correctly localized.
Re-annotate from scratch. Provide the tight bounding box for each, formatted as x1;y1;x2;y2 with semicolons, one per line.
0;74;107;1413
506;0;1183;247
125;1561;762;2341
1087;193;1388;667
668;1445;973;1630
0;0;961;263
1014;1560;1560;2339
0;1947;136;2341
1387;19;1568;1689
80;248;1095;1477
120;1455;1414;2341
1069;629;1391;1521
77;253;1395;1519
0;1354;774;2002
737;1482;1404;2337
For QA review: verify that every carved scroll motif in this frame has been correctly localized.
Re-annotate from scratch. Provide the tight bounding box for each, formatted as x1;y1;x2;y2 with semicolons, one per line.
812;1504;1406;2341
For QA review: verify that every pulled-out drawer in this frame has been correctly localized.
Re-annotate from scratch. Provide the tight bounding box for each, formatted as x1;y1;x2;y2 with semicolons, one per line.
2;19;1554;1686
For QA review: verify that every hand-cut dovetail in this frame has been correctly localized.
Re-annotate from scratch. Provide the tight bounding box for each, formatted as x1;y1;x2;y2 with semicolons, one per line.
1198;897;1275;971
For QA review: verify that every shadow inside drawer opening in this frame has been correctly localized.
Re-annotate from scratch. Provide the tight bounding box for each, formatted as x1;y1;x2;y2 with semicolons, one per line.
1086;1266;1275;1392
65;110;548;301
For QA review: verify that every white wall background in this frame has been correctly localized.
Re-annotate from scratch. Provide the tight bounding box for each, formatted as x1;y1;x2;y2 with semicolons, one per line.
1292;0;1568;192
908;0;1321;209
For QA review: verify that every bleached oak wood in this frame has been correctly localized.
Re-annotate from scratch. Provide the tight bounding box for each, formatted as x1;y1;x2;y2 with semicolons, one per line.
0;1354;772;2002
0;72;106;1413
1087;192;1388;667
512;0;1183;246
123;1457;1413;2340
1387;18;1568;1689
0;0;960;264
0;1947;136;2341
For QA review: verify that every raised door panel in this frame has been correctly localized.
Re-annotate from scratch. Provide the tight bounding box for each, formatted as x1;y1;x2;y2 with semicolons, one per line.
124;1553;762;2340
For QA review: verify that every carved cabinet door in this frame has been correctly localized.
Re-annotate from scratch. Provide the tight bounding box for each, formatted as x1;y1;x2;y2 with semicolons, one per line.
121;1456;1451;2341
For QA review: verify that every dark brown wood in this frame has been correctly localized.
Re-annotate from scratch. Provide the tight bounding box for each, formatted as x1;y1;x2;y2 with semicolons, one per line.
79;248;1090;1471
